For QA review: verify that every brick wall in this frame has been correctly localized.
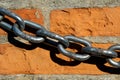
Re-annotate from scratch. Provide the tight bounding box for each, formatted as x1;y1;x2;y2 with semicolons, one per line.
0;0;120;76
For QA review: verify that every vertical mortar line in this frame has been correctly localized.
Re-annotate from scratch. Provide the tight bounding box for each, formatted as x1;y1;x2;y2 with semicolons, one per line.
41;9;51;31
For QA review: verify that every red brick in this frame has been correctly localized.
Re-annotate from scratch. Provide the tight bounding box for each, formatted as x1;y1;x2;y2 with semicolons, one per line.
0;7;120;75
50;7;120;36
0;43;117;74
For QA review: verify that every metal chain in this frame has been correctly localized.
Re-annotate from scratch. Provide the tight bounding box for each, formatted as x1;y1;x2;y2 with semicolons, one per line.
0;7;120;68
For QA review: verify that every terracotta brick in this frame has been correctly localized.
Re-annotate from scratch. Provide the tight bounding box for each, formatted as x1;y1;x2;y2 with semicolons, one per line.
0;7;120;75
50;7;120;36
0;9;44;35
0;43;118;74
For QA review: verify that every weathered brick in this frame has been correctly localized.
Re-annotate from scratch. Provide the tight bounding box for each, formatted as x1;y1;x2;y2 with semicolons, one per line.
0;7;120;75
0;43;116;74
50;7;120;36
0;9;44;35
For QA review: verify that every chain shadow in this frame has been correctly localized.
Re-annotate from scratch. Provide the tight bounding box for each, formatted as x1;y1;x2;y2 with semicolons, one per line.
84;56;120;74
49;42;120;74
4;30;120;74
7;32;37;50
38;42;81;66
38;41;120;74
0;18;38;50
8;33;81;66
1;19;81;66
1;18;120;74
96;52;120;74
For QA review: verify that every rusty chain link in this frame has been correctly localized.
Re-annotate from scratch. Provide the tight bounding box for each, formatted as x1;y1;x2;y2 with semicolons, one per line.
0;7;120;68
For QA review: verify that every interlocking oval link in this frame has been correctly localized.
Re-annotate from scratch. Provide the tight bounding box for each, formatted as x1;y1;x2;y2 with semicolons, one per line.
1;7;120;69
0;21;12;31
107;44;120;68
12;20;45;43
0;7;25;30
36;29;69;48
0;14;13;31
81;47;118;58
58;35;91;61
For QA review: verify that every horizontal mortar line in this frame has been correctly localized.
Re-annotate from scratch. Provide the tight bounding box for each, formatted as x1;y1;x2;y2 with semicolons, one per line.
0;35;120;44
0;35;28;44
1;0;120;9
82;36;120;44
0;74;119;80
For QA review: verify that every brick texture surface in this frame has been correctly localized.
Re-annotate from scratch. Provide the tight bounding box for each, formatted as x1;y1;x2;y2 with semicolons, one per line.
0;43;116;74
50;7;120;36
0;7;120;74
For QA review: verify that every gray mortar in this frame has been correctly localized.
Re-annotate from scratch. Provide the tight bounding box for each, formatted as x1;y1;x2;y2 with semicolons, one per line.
1;36;120;44
0;0;120;77
83;36;120;44
0;74;120;80
1;0;120;9
0;0;120;29
0;0;119;55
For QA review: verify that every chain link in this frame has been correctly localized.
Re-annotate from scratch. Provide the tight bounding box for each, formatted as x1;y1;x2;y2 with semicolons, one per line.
12;21;45;43
0;7;25;30
37;29;69;47
107;44;120;68
0;7;120;68
81;47;118;58
0;15;3;21
58;36;91;61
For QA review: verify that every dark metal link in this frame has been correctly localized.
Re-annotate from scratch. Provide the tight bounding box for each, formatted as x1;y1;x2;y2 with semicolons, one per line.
0;7;25;30
12;20;45;43
58;36;91;61
106;44;120;68
37;29;69;48
0;21;12;31
0;7;120;69
81;47;118;58
0;14;4;21
24;20;45;30
0;15;12;31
